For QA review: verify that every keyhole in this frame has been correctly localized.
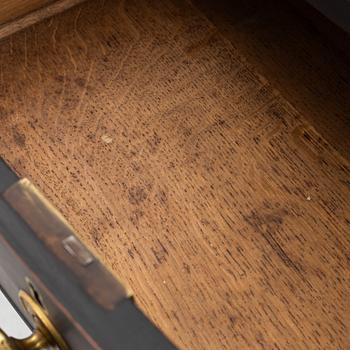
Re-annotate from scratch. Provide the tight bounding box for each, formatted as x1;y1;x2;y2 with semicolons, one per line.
25;278;44;309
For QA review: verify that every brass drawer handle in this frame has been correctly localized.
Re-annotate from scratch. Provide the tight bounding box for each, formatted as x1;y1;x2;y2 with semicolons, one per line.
0;291;69;350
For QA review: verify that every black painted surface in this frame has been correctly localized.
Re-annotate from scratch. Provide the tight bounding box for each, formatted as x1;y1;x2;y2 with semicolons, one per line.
305;0;350;33
0;159;18;193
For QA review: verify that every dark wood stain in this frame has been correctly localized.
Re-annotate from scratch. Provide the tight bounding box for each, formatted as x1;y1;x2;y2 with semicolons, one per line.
12;128;26;147
128;186;148;205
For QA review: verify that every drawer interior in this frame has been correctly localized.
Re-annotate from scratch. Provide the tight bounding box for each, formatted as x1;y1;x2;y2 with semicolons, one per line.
0;0;349;349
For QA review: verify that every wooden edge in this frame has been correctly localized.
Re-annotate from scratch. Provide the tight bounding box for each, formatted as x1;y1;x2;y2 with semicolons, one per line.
0;0;55;26
3;178;131;310
0;0;87;40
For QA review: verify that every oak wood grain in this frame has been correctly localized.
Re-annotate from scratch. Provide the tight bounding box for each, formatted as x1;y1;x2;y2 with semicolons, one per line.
0;0;349;349
0;0;54;25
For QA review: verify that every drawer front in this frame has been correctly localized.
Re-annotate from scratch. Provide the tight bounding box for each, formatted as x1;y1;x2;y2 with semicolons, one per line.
0;159;177;350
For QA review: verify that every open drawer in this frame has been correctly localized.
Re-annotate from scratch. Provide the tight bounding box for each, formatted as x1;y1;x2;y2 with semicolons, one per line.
0;0;349;349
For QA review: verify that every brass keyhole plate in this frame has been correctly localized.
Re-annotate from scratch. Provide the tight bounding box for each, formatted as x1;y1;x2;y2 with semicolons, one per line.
0;290;70;350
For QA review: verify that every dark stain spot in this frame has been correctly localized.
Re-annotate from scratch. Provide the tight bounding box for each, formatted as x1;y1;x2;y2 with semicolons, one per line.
157;190;168;206
182;127;192;137
255;332;266;349
152;239;168;267
0;106;11;119
228;315;237;326
12;129;26;147
91;228;101;247
253;136;260;144
129;209;144;226
183;263;191;274
131;162;141;172
55;75;65;83
218;119;226;126
66;198;77;208
127;248;134;259
168;161;175;169
243;208;303;273
75;77;86;87
272;109;283;119
303;131;312;141
147;132;161;153
63;96;80;110
200;218;210;225
128;186;147;205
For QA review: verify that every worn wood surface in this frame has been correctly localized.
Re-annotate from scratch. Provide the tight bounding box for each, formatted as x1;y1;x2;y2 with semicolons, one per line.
194;0;350;160
0;0;54;25
0;0;86;40
0;0;349;349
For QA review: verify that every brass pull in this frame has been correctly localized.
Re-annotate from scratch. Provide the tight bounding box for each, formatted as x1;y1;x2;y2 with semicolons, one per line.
0;291;69;350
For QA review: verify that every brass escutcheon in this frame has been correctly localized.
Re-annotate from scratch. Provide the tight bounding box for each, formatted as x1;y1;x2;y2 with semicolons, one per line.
0;290;69;350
